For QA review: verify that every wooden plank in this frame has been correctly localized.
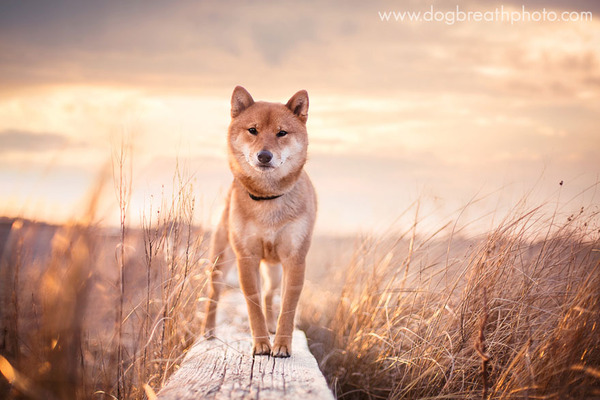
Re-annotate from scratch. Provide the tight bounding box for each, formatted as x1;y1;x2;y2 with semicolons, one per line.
158;291;334;400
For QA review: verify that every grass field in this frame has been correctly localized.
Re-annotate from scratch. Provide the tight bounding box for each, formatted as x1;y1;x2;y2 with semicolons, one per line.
1;171;599;399
300;197;600;399
0;161;212;399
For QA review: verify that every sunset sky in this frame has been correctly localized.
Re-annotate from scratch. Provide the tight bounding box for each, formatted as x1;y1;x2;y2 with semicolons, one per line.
1;0;599;234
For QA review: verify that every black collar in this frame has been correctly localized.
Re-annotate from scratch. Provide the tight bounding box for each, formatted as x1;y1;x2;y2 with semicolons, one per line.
248;192;284;201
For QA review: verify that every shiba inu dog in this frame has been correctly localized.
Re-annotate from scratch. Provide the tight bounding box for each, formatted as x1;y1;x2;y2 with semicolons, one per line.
201;86;317;357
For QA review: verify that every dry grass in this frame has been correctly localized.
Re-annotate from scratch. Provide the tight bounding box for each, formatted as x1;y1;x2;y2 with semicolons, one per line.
300;194;600;399
0;153;209;398
1;143;599;399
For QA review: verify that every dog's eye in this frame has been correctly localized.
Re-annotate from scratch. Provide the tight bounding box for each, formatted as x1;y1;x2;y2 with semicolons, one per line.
248;127;258;135
276;130;288;137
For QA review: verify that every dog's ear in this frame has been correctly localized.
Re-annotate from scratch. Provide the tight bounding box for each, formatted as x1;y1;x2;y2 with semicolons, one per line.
231;86;255;118
286;90;309;123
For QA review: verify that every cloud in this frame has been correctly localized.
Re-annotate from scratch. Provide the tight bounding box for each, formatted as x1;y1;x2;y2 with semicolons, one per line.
0;0;599;232
1;0;598;103
0;129;70;153
250;15;317;65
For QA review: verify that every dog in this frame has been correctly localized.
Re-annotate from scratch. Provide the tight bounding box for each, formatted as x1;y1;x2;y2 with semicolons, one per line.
201;86;317;357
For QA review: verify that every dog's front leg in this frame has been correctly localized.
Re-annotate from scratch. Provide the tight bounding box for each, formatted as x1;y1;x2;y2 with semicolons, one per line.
238;257;271;356
272;259;305;357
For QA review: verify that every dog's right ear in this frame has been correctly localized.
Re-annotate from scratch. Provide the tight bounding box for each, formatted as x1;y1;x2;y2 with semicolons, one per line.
231;86;255;118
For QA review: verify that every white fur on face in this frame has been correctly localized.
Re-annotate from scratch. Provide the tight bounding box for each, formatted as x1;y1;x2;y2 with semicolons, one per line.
239;137;304;173
277;139;303;167
240;142;259;170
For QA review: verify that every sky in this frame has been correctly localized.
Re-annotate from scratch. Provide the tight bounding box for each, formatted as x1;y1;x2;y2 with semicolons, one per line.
0;0;599;234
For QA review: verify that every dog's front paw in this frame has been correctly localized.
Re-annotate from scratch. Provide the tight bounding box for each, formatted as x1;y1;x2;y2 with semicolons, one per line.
271;341;291;358
201;323;216;340
203;329;216;340
252;339;272;356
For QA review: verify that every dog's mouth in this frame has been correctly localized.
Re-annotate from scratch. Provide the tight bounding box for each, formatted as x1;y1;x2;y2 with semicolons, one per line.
246;160;276;172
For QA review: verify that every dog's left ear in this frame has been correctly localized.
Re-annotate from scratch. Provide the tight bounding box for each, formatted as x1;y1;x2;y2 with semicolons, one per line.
286;90;309;123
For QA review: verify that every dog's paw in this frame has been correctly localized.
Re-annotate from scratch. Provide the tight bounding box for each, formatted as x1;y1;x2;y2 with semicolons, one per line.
203;330;216;340
201;324;216;340
252;340;272;356
271;342;291;358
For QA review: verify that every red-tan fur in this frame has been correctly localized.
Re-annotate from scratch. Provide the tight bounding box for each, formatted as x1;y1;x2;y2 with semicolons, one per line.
201;86;317;357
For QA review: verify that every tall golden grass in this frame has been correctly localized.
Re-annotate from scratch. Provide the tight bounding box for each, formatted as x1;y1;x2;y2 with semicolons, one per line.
300;193;600;399
0;147;208;398
1;143;599;399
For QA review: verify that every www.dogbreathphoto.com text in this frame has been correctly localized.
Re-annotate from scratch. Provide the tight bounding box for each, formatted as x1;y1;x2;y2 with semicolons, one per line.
379;5;593;25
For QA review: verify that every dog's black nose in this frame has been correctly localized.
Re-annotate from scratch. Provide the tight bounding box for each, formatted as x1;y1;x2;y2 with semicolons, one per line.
257;150;273;164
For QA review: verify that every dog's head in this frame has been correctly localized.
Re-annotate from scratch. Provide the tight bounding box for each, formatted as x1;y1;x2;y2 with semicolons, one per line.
227;86;309;184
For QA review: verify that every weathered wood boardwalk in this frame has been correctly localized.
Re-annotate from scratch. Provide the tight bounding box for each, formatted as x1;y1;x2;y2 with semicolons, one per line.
158;291;334;399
